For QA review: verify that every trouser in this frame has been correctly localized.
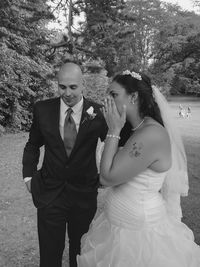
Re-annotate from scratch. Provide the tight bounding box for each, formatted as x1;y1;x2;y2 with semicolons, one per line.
37;188;97;267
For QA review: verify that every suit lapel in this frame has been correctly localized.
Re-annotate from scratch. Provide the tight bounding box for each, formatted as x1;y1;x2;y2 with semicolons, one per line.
49;97;69;159
79;98;92;129
48;97;60;136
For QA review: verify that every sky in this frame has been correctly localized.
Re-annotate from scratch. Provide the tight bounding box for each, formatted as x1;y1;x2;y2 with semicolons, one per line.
163;0;196;11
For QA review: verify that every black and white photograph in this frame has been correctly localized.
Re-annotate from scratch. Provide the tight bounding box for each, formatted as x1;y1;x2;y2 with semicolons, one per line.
0;0;200;266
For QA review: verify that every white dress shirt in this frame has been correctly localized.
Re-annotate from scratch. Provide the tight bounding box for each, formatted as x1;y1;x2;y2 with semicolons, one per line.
24;97;84;183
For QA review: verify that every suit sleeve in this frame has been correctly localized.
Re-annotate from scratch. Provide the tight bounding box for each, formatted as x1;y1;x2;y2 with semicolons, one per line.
22;103;44;178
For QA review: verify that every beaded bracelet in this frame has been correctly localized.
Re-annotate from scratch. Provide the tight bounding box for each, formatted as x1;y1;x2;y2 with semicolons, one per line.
106;134;121;140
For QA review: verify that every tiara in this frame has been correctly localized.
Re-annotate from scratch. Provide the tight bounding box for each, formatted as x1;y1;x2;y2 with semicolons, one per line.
122;70;142;81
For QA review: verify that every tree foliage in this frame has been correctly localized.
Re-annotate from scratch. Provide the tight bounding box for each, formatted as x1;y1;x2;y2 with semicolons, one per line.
72;0;129;76
0;0;56;131
123;0;164;71
1;0;200;133
150;6;200;95
63;0;165;76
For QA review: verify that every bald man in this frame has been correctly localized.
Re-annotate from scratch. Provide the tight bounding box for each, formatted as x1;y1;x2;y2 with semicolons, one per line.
22;61;108;267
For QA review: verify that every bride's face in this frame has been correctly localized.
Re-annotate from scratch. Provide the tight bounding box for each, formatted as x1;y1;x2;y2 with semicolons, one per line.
108;81;131;114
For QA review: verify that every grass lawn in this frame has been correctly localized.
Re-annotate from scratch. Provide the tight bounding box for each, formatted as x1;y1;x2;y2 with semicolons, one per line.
0;98;199;266
170;99;200;244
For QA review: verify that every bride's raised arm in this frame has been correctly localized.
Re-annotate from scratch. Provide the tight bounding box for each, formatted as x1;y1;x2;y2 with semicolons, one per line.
99;96;171;187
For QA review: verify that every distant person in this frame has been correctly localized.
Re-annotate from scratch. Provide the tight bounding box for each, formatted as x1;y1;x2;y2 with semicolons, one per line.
179;103;183;110
179;104;185;118
186;106;191;118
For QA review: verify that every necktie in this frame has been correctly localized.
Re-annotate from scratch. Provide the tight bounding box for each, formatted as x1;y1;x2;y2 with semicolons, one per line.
64;108;77;156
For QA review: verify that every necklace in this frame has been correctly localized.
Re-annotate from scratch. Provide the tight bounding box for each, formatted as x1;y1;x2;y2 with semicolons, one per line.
132;118;145;131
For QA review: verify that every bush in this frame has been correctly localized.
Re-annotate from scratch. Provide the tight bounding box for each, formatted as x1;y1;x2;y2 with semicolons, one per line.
84;69;109;103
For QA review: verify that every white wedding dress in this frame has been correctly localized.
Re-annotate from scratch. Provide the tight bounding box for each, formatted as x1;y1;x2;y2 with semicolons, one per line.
77;168;200;267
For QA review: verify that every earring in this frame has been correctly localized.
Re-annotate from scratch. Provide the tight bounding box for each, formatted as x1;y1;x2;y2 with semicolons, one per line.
131;100;135;105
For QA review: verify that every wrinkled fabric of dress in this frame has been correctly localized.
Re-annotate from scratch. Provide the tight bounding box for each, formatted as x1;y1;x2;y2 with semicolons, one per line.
77;169;200;267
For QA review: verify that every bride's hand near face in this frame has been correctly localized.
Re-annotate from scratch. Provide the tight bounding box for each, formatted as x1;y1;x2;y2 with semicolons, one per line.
102;96;126;134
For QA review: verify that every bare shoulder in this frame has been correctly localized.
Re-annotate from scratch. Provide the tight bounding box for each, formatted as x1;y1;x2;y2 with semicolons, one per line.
142;121;170;146
130;119;168;140
108;118;171;181
123;118;171;159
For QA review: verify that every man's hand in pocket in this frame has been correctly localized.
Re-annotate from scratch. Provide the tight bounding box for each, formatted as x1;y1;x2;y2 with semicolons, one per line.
25;179;31;193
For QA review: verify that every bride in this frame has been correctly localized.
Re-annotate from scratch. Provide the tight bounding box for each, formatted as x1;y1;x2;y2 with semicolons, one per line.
77;70;200;266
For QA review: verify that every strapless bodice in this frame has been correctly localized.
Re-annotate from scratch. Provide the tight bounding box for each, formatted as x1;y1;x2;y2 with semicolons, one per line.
105;169;168;230
126;168;166;191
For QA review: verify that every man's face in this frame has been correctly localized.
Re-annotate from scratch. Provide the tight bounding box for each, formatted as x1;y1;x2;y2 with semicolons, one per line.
58;65;83;107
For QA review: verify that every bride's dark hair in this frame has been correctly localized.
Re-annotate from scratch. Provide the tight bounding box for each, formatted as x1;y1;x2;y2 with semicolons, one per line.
113;72;164;126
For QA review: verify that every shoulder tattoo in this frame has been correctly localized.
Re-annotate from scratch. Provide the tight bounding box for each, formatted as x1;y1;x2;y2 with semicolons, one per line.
129;142;143;158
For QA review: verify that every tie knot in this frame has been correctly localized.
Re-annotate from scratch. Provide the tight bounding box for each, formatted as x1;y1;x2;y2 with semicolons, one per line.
66;108;73;115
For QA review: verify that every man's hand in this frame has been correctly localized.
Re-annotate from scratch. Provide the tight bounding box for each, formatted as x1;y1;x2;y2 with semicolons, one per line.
25;180;31;193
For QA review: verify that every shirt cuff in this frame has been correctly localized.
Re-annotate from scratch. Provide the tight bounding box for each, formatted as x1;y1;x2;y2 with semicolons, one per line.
24;177;32;183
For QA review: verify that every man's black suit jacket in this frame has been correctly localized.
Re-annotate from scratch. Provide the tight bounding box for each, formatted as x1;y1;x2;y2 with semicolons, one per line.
22;97;132;208
22;97;108;208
